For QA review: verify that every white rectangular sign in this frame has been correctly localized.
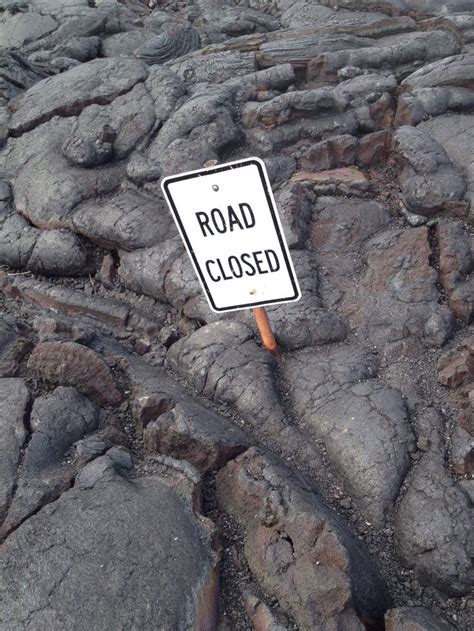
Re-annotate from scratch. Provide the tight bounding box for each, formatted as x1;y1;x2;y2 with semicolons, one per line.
161;157;301;313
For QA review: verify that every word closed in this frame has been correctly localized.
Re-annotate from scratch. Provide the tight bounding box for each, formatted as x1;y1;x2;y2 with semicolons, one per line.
161;158;301;312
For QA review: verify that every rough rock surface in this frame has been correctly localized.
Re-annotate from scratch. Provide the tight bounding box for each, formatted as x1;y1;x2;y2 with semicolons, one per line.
27;341;122;406
385;607;455;630
0;0;473;628
392;126;465;214
0;379;30;522
217;448;391;630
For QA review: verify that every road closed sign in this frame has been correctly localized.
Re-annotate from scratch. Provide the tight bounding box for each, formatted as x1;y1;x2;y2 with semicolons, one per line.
161;158;301;313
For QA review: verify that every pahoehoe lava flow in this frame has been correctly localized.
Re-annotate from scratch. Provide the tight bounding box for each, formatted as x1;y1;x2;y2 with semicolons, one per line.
0;1;473;630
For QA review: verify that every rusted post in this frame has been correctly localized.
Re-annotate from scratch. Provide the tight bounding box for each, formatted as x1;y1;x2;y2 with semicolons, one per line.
252;306;278;353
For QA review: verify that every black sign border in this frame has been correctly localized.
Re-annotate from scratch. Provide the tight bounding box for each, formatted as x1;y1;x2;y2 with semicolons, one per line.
162;158;300;313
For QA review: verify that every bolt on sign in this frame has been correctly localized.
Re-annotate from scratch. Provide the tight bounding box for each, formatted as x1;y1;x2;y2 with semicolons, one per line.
161;158;301;313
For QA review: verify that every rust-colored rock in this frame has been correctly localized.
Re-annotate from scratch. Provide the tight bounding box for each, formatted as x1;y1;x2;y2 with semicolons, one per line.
217;448;390;631
27;341;122;406
291;166;370;193
436;221;473;324
438;338;474;389
144;401;249;474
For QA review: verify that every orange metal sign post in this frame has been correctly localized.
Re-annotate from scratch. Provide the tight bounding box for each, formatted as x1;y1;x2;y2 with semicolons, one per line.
252;306;278;353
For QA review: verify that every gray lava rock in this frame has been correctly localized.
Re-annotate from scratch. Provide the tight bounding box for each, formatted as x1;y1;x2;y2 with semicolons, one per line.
118;236;184;303
0;466;219;630
62;83;156;166
27;227;92;276
9;57;148;136
419;113;474;205
392;126;465;214
401;52;474;90
395;447;474;595
395;64;474;124
167;321;286;433
217;448;391;630
144;65;186;124
169;50;256;85
166;320;326;468
385;607;455;630
0;379;29;523
0;210;92;276
0;387;99;537
348;227;454;348
0;316;28;377
282;346;414;525
308;29;461;82
72;190;173;252
135;22;201;64
0;11;57;49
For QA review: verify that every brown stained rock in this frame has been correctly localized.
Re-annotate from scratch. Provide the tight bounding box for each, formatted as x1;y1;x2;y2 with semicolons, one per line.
274;183;314;249
144;401;249;474
345;227;454;348
437;338;474;388
299;134;357;171
27;341;122;407
356;130;392;167
244;593;289;631
0;277;129;326
385;606;455;630
290;167;370;193
217;449;391;630
451;426;474;476
98;254;117;290
436;221;473;324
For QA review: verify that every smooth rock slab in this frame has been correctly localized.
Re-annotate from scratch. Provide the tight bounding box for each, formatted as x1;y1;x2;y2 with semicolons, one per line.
282;346;414;525
0;468;219;630
1;387;99;537
395;447;474;596
72;190;173;251
345;227;454;347
0;12;57;49
0;379;29;523
419;113;474;205
9;57;148;136
217;448;391;630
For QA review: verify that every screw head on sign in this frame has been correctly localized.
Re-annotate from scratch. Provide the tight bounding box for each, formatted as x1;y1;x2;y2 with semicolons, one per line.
212;184;219;191
249;288;256;295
